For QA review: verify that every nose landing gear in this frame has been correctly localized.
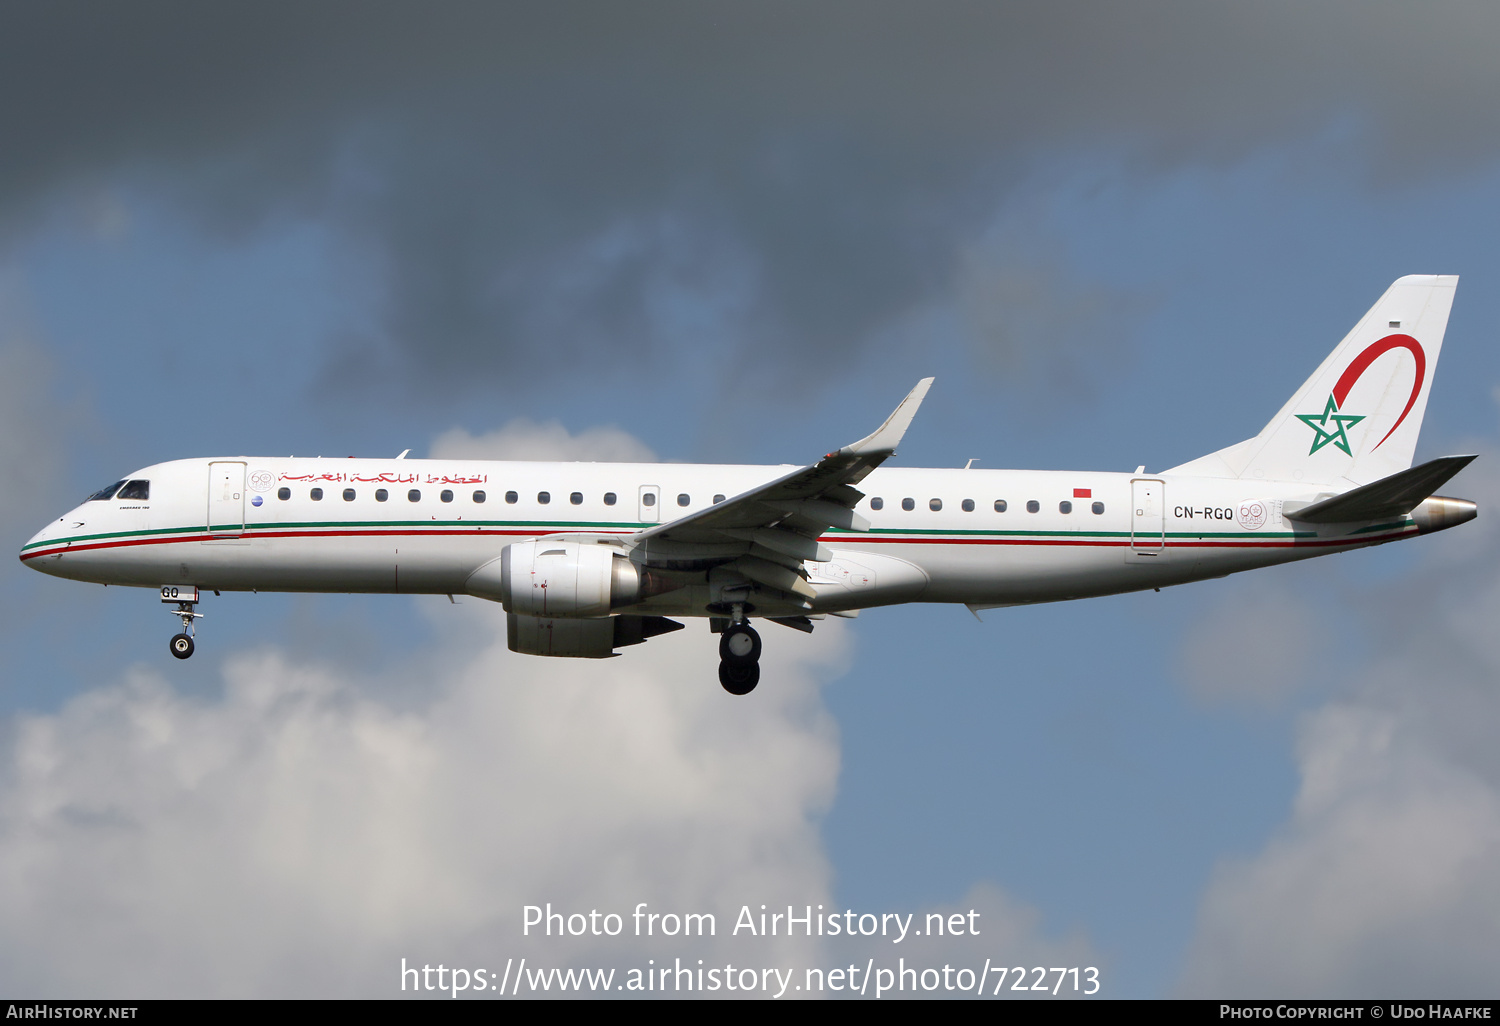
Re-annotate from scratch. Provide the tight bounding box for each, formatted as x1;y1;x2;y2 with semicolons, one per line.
717;609;761;695
161;585;202;660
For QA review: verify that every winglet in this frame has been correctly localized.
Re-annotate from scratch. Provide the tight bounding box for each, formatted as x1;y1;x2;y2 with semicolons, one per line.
836;378;934;458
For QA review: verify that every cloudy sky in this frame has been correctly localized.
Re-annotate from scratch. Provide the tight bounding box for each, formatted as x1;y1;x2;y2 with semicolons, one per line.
3;2;1500;998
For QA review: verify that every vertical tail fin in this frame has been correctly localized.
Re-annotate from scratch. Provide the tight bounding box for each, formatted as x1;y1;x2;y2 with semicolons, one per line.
1167;275;1457;486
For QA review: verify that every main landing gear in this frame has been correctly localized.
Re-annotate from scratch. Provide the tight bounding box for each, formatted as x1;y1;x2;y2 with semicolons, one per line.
718;607;761;696
161;585;202;660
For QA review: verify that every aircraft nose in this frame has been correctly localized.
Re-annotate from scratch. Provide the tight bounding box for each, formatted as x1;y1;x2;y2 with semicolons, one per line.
20;518;65;569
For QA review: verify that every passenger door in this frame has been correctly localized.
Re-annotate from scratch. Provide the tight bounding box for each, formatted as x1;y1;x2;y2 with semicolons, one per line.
208;462;247;538
1128;478;1165;560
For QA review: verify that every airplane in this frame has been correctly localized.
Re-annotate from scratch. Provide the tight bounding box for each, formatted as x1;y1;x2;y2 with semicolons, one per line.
20;275;1478;695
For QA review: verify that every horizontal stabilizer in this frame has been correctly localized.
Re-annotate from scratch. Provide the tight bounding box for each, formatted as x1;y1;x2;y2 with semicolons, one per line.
1289;454;1477;523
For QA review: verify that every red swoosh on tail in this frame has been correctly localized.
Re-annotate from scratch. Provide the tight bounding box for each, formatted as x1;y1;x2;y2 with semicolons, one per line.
1331;334;1426;451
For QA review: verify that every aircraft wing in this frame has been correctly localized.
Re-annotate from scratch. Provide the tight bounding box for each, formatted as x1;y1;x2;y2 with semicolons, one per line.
630;378;933;605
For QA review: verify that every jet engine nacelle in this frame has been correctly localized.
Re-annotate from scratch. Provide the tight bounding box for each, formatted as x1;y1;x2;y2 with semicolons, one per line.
466;539;641;618
507;613;685;658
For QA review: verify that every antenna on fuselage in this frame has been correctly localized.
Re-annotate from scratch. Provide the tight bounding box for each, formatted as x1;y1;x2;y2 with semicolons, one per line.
396;449;410;459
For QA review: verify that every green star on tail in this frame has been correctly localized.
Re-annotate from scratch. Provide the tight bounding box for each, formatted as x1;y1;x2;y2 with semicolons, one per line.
1296;394;1365;456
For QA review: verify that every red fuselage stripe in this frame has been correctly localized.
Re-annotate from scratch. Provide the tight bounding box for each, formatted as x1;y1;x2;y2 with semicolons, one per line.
20;525;1412;561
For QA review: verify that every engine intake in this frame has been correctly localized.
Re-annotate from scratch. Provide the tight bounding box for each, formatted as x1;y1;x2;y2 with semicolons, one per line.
466;540;641;618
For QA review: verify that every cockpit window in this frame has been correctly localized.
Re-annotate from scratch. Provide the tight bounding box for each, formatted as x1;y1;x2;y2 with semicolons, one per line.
85;480;127;502
116;480;150;501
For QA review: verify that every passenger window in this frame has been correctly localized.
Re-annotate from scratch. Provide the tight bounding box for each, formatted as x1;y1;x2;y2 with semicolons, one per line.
677;493;690;507
537;491;551;504
713;494;725;504
473;490;486;503
570;492;583;505
643;493;656;507
870;497;884;510
117;480;150;501
441;490;454;503
961;499;974;512
1059;500;1072;514
901;498;915;511
929;498;942;511
994;500;1008;513
376;489;389;502
1026;500;1039;513
603;492;617;506
408;490;421;502
1092;501;1105;515
505;491;518;504
277;487;291;501
86;480;127;502
311;488;323;501
343;488;356;502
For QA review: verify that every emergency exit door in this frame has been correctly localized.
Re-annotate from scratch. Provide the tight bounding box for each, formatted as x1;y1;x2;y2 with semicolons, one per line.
638;485;660;523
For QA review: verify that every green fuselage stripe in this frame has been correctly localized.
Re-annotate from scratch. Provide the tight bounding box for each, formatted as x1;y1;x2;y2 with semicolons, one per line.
27;516;1398;553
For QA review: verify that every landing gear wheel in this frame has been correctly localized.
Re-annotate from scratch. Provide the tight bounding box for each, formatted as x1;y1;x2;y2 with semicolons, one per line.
719;660;760;695
718;623;762;664
165;595;203;661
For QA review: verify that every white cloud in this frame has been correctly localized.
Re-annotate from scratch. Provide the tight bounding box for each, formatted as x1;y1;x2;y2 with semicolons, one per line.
1178;457;1500;996
430;420;657;464
1;415;841;996
1181;702;1500;997
0;612;1102;998
0;601;846;997
834;882;1104;1000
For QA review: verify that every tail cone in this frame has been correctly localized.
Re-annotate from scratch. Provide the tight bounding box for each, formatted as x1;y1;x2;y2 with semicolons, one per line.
1411;495;1477;534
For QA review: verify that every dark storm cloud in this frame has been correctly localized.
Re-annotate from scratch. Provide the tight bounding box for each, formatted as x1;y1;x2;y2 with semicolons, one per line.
4;2;1499;393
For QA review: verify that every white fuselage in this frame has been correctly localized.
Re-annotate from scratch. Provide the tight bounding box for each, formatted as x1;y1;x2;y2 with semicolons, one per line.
21;456;1419;616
